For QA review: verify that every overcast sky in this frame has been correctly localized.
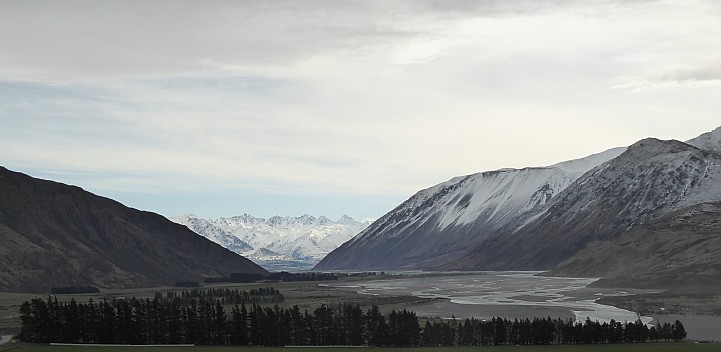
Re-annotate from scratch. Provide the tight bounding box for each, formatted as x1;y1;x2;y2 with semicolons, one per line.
1;0;720;220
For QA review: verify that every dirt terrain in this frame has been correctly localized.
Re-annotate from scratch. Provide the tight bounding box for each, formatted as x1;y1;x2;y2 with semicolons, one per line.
596;288;721;316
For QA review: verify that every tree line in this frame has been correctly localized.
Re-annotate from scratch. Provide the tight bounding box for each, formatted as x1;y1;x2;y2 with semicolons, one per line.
154;287;284;306
423;316;686;346
50;286;100;294
18;294;686;346
203;271;339;284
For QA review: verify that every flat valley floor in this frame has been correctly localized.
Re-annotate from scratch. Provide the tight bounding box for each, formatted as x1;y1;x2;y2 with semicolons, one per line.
1;272;719;341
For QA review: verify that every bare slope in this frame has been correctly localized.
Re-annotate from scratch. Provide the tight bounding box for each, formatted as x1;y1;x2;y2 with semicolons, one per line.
551;202;721;289
0;167;268;293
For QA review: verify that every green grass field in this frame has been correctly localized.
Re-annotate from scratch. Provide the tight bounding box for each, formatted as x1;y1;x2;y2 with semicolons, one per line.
5;342;719;352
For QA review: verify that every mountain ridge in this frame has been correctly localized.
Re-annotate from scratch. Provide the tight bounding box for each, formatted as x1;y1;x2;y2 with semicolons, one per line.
315;146;625;270
442;137;721;271
0;166;268;293
317;126;721;278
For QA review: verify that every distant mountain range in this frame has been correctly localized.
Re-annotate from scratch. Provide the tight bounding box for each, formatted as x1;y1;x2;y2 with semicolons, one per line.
316;126;721;288
170;214;371;270
0;167;268;293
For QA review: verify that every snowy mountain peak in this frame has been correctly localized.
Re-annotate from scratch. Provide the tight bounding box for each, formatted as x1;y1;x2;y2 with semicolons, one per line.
228;213;265;225
550;147;626;176
337;214;363;226
317;215;333;226
687;125;721;152
626;137;698;155
299;214;317;225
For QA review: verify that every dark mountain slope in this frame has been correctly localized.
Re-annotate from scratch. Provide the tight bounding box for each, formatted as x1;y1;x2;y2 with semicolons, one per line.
550;202;721;289
443;138;721;270
0;167;268;293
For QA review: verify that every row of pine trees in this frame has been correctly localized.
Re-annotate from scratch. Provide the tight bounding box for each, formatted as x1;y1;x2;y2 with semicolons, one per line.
154;287;284;306
18;294;685;346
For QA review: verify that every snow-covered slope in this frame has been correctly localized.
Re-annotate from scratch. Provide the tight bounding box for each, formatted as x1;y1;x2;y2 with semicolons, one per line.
315;147;625;270
446;136;721;270
171;214;370;269
171;214;253;254
687;125;721;152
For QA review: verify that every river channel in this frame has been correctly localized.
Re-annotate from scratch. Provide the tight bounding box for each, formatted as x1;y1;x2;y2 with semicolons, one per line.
328;271;653;324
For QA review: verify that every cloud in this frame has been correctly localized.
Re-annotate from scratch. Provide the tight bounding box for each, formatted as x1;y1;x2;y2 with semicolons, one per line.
0;0;650;82
611;64;721;92
0;1;427;82
2;0;721;218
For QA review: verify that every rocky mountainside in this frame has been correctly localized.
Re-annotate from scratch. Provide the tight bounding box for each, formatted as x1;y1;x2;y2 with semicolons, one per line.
444;137;721;270
687;125;721;152
315;147;625;270
317;126;721;275
550;202;721;288
0;167;268;293
171;214;370;269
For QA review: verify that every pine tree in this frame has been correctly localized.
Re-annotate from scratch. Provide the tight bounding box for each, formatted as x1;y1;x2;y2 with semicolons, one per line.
365;305;386;347
672;320;687;341
213;300;227;345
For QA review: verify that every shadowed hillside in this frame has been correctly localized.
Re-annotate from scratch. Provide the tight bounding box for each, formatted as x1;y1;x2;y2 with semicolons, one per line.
0;166;268;293
551;202;721;289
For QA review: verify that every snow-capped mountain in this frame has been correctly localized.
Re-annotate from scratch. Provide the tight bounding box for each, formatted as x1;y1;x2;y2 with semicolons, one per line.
171;214;253;254
687;125;721;152
317;126;721;272
315;147;625;270
171;214;371;270
446;136;721;270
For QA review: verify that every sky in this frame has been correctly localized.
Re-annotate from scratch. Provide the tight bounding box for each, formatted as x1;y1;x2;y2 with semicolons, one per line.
1;0;720;221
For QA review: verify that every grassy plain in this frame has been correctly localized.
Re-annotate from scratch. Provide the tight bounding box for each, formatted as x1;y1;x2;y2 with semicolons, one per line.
1;274;718;340
4;342;719;352
0;276;436;335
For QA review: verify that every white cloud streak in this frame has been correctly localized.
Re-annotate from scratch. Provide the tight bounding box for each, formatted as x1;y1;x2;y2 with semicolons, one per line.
1;0;720;218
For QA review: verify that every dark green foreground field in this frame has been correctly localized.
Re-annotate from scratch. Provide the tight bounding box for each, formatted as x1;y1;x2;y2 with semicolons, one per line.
5;342;719;352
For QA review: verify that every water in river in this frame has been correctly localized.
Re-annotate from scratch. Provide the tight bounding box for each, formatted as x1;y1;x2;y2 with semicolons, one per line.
329;271;653;325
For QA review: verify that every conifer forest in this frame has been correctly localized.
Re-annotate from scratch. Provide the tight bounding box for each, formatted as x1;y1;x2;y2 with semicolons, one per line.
17;288;687;347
